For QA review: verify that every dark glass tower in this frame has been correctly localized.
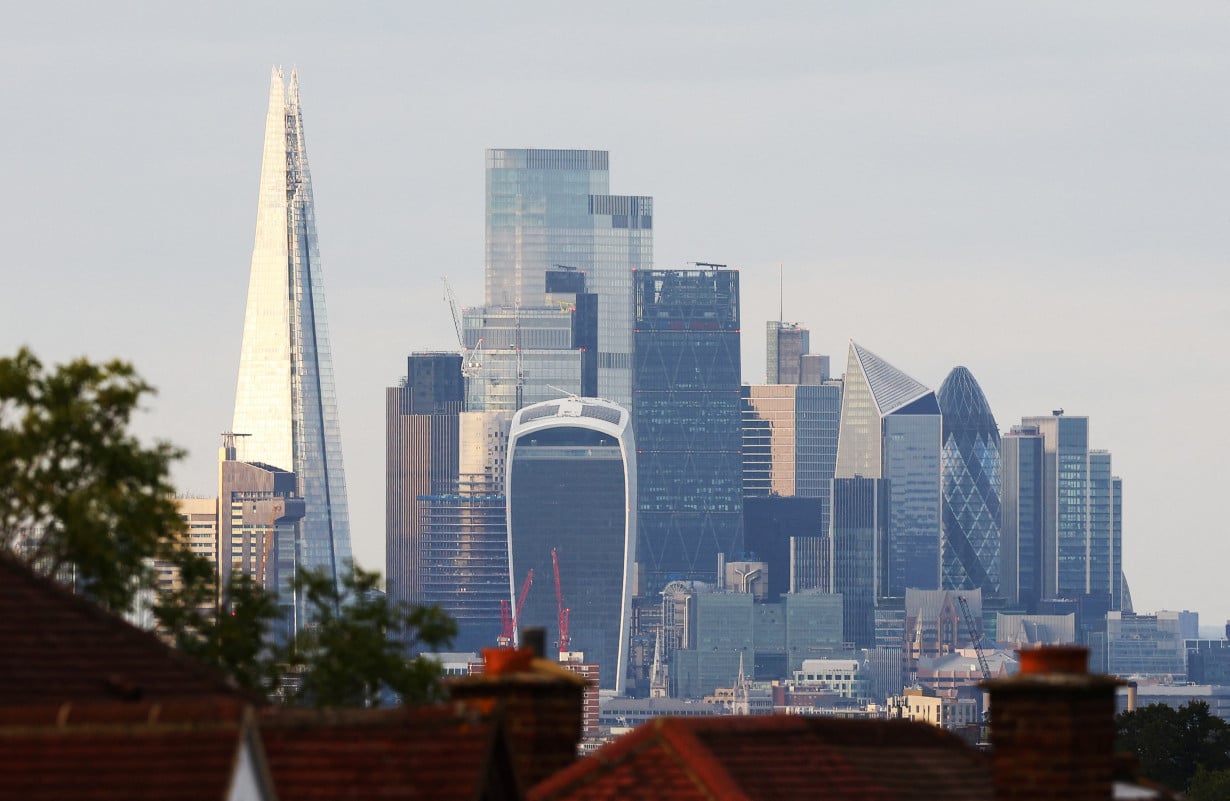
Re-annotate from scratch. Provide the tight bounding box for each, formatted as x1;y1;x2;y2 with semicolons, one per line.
633;268;743;590
936;366;1002;594
385;353;463;607
1002;425;1044;612
506;397;635;692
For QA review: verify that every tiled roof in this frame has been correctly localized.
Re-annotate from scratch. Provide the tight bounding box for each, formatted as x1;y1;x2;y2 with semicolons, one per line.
530;716;992;801
0;714;259;801
259;704;520;801
0;555;251;706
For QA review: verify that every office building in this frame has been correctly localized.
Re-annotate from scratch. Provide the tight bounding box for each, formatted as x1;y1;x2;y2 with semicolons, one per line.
1019;412;1123;608
766;321;810;385
834;342;942;598
1106;611;1186;679
386;353;463;606
742;496;825;602
231;68;351;590
472;149;652;409
633;268;743;590
218;434;306;643
506;397;636;692
936;366;1002;594
1001;426;1044;612
742;383;842;502
416;410;511;653
829;477;883;649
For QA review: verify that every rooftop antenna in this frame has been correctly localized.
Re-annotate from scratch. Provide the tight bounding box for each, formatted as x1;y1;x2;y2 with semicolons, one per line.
779;262;784;322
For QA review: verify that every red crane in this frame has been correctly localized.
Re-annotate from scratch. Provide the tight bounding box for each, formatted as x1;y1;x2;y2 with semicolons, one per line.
552;547;571;656
497;569;533;647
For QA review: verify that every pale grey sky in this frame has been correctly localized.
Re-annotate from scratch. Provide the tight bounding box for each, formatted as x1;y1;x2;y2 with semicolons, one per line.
2;2;1227;624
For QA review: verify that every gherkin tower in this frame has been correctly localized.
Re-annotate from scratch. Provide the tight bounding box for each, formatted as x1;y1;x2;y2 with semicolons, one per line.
232;68;352;591
937;366;1001;593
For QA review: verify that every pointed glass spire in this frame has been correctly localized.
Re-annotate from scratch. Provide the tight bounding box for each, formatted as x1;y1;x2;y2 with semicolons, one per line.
232;68;352;590
937;366;1001;593
835;341;935;478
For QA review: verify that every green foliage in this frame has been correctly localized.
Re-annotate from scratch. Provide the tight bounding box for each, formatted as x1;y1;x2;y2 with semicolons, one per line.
280;563;457;708
0;348;186;612
155;552;282;695
1115;701;1230;792
1188;766;1230;801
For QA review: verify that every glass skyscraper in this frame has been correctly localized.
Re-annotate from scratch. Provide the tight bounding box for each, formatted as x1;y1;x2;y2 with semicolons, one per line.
936;366;1002;594
505;397;636;692
833;342;942;598
232;68;352;590
633;269;743;590
1001;425;1044;612
472;149;653;410
1020;413;1123;609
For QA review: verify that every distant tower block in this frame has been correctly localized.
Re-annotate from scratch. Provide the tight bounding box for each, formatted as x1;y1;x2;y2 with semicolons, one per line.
232;67;352;592
506;397;636;693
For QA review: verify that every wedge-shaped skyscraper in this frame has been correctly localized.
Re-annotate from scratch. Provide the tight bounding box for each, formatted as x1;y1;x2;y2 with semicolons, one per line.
833;342;941;599
232;68;352;589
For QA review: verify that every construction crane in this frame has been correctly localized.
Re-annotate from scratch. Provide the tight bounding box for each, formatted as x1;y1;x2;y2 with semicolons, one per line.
497;569;534;647
957;595;992;681
441;276;482;378
552;548;571;657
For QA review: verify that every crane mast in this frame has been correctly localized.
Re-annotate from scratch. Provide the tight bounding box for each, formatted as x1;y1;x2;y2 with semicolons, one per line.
497;569;533;647
552;547;570;657
957;594;992;681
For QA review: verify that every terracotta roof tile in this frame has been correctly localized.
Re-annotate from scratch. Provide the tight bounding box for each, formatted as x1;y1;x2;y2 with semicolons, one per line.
530;716;993;801
0;717;253;801
259;704;519;801
0;555;253;707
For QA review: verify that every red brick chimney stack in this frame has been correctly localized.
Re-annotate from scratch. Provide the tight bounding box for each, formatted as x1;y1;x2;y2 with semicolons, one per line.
447;632;587;791
985;645;1122;801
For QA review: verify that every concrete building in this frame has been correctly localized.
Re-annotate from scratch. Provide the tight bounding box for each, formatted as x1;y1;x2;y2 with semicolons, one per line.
1106;611;1186;679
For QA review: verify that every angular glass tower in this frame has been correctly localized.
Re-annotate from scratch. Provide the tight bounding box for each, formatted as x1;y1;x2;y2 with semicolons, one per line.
232;68;352;588
476;149;653;409
633;269;743;591
936;366;1002;594
834;342;941;598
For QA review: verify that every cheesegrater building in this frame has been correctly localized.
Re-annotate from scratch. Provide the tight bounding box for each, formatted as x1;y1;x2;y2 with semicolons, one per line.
231;68;352;597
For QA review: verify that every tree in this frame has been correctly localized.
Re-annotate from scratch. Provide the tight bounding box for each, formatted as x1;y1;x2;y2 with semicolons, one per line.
0;348;186;612
1188;766;1230;801
280;563;457;708
1116;701;1230;792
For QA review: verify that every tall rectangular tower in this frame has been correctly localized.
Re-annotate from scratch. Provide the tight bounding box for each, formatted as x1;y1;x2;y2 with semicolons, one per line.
385;353;463;607
476;149;653;410
232;68;351;590
1001;425;1044;612
633;268;743;590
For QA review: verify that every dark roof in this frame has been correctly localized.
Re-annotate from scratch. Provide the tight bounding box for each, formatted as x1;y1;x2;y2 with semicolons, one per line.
530;716;992;801
0;713;259;801
259;704;521;801
0;554;252;706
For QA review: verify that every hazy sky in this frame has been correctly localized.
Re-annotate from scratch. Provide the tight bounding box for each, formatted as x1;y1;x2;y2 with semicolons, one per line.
2;3;1227;625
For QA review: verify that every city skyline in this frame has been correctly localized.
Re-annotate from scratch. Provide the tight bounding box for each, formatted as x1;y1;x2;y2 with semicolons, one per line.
2;4;1226;625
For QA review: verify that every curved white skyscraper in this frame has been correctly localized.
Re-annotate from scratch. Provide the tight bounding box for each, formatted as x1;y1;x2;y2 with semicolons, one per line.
232;68;352;588
506;397;636;693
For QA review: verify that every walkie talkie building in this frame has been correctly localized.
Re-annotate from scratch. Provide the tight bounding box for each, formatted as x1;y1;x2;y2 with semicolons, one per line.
506;397;635;693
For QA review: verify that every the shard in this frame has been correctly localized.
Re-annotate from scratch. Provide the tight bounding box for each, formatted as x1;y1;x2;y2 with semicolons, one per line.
232;67;352;590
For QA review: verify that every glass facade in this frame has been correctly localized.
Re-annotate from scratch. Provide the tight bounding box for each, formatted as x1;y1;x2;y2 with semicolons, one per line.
481;149;652;409
385;354;463;607
232;68;351;591
765;321;809;385
633;269;743;590
937;366;1002;593
833;342;941;600
830;477;882;649
506;398;635;692
1001;427;1044;612
418;486;508;654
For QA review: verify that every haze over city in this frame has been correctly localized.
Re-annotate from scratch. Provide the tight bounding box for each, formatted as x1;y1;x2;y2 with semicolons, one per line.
1;2;1226;624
